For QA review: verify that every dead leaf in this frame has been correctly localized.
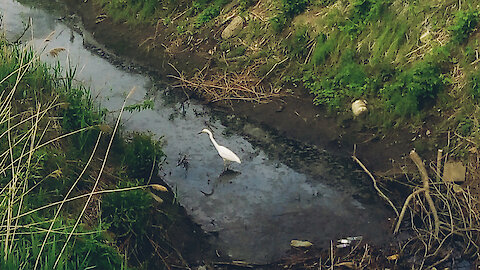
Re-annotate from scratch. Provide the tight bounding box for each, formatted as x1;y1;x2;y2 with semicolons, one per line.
48;169;62;179
149;192;164;203
95;14;107;24
151;184;168;192
387;254;399;260
48;47;65;57
452;184;464;193
290;240;313;248
98;123;112;133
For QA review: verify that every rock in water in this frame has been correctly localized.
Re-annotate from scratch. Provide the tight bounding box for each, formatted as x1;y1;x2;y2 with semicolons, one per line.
221;16;244;39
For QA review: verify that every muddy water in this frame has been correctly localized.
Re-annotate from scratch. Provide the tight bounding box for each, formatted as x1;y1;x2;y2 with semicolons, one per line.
1;1;392;263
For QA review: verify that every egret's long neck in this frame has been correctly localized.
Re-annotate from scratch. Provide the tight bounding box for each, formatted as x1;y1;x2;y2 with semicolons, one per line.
207;131;220;149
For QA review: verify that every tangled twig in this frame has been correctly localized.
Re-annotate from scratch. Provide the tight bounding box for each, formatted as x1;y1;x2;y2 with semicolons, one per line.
394;150;439;238
168;62;284;103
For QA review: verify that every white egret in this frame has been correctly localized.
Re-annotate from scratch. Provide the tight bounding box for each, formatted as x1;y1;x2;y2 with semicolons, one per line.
200;128;241;170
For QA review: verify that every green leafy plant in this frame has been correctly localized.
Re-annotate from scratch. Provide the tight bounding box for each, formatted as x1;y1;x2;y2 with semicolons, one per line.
102;180;153;238
339;0;388;39
450;9;479;44
195;0;230;27
305;50;367;109
282;0;309;17
382;61;445;116
270;14;287;33
122;132;165;181
271;0;309;32
457;117;474;136
196;5;220;26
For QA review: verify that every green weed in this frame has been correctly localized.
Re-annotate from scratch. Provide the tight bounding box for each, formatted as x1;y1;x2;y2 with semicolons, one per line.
304;50;367;109
102;180;153;239
382;61;446;117
284;26;310;59
119;132;165;181
450;9;479;44
194;0;230;27
271;0;310;32
282;0;309;18
311;33;335;66
469;71;480;101
339;0;388;39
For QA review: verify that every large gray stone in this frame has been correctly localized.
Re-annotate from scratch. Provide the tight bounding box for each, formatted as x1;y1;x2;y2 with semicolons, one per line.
221;16;244;39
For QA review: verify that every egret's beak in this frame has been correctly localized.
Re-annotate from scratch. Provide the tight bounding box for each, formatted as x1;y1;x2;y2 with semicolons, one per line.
198;131;203;135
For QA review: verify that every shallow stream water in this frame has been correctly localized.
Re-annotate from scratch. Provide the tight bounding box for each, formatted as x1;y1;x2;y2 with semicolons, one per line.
1;1;392;263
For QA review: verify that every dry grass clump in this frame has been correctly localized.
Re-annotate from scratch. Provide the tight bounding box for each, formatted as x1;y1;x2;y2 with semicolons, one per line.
390;136;480;266
169;61;285;103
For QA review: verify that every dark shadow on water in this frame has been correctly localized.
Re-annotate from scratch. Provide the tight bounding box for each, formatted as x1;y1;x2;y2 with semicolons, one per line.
200;170;241;197
219;169;241;180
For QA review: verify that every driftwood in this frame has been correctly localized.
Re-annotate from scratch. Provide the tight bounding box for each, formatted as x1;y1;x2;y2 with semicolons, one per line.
352;148;399;217
394;150;440;238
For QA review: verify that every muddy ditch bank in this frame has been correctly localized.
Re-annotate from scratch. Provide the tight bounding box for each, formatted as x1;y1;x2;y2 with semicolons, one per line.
4;0;451;266
60;0;430;174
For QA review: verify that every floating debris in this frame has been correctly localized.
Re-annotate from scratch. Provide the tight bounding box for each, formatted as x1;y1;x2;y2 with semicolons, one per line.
290;240;313;248
336;236;362;248
387;254;399;260
48;47;65;57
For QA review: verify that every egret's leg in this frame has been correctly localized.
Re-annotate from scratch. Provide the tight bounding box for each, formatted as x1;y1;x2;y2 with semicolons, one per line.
223;159;227;171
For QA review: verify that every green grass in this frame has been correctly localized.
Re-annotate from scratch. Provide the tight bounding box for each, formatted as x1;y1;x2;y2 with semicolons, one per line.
90;0;480;137
0;35;171;268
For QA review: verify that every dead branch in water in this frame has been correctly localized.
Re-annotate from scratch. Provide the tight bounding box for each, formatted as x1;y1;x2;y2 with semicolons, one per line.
168;62;284;103
409;150;440;238
394;150;439;238
352;145;399;217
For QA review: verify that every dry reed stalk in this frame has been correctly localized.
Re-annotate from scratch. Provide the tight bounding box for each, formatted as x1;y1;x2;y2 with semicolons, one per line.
10;104;42;253
53;87;136;268
11;184;166;222
169;62;284;103
394;151;440;238
0;126;93;176
34;132;103;269
3;48;34;259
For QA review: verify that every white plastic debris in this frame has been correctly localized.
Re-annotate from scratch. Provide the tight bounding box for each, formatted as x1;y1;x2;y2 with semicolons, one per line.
336;236;363;248
352;100;368;117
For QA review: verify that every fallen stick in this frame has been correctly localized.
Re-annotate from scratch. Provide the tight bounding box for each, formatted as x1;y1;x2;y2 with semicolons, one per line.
394;188;426;234
409;150;440;238
352;154;399;217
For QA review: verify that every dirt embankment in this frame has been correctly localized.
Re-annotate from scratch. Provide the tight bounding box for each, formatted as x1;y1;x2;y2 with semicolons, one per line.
62;0;419;175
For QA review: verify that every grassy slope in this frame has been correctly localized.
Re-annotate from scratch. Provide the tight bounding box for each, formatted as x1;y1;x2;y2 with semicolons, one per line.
93;0;480;157
88;0;480;266
0;35;189;268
